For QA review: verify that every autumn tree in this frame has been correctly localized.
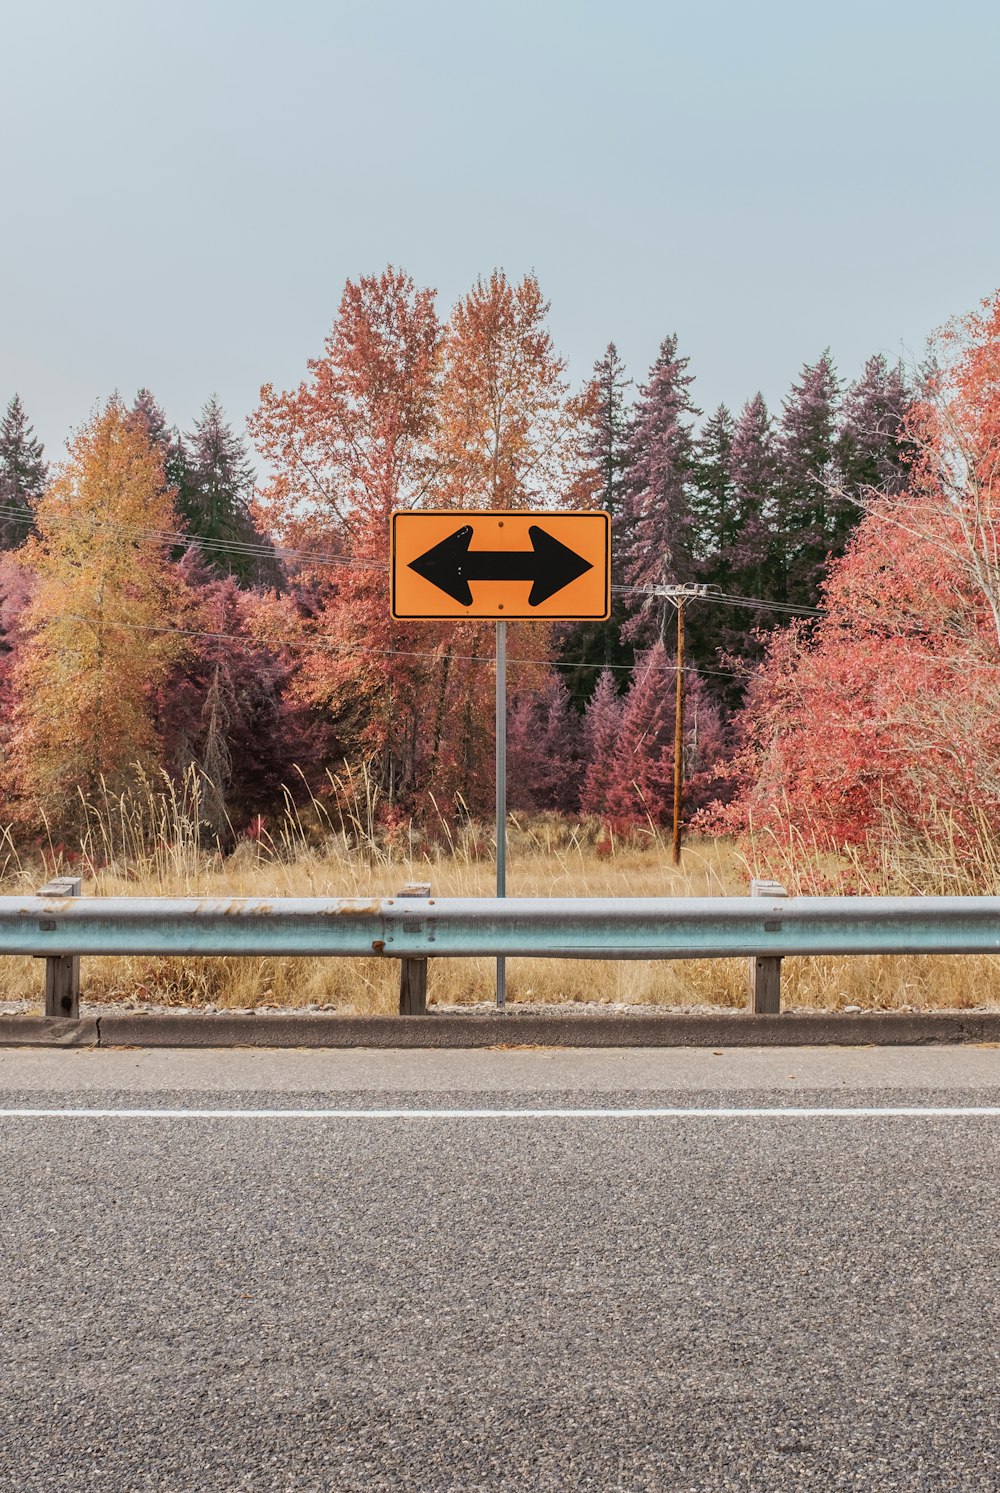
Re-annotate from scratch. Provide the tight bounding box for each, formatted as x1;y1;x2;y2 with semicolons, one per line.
5;398;185;827
435;270;577;510
154;559;329;837
726;291;1000;866
250;267;445;810
0;396;47;550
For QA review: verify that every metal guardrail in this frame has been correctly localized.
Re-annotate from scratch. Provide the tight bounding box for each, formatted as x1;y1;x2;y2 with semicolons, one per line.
3;889;1000;1019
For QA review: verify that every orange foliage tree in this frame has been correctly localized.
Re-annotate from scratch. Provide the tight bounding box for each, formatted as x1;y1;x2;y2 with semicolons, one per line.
4;398;186;829
251;267;595;821
424;270;596;810
250;267;444;812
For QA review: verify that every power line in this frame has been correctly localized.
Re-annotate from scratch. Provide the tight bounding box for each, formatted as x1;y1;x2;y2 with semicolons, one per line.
1;502;827;620
0;604;749;683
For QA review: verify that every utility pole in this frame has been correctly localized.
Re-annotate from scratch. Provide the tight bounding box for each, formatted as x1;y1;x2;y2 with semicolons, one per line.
653;584;710;866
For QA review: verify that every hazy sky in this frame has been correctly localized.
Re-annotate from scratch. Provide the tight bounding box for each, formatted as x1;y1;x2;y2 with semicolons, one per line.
4;0;998;462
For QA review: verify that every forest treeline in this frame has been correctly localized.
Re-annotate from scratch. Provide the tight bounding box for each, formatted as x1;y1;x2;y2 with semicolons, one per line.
1;266;993;865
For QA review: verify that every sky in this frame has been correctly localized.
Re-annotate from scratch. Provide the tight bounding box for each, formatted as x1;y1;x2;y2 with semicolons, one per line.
4;0;999;463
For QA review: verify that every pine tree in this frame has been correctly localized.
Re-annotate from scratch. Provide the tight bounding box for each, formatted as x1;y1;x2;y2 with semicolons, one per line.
690;405;736;575
776;352;841;607
588;343;632;526
603;641;676;824
728;392;778;599
556;343;634;704
579;667;624;817
0;396;47;550
130;389;187;492
836;355;912;504
617;336;699;640
182;397;276;587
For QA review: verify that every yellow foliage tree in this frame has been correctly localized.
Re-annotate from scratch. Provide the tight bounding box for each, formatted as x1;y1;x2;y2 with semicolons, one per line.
7;398;186;827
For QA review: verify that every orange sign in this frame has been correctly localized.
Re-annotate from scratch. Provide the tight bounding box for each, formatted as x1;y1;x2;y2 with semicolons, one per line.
391;510;610;621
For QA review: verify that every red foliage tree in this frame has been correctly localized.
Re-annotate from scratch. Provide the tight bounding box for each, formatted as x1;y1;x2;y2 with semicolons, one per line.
726;290;1000;862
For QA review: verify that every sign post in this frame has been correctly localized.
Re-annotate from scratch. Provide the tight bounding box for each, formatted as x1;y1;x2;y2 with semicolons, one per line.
391;510;611;1008
495;619;507;1008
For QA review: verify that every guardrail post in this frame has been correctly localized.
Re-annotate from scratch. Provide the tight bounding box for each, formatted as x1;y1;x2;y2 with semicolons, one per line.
398;882;431;1015
37;876;82;1018
748;878;787;1015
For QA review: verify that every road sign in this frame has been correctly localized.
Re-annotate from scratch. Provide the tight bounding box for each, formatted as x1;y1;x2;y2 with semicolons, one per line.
391;510;610;620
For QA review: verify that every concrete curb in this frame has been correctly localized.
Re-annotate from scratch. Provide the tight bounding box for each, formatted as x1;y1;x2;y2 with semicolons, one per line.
0;1017;100;1047
2;1010;1000;1048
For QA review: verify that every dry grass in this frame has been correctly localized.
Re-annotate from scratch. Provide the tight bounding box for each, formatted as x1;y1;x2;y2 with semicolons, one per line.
1;774;998;1013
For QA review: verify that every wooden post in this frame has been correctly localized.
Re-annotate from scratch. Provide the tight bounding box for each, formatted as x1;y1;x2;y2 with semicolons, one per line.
671;599;685;867
37;876;82;1019
748;878;787;1015
398;882;431;1016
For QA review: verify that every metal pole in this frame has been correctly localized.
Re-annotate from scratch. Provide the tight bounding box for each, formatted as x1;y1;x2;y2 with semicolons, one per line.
671;600;684;867
496;620;507;1008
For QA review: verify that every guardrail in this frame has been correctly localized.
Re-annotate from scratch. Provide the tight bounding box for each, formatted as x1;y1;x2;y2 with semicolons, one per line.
4;882;1000;1020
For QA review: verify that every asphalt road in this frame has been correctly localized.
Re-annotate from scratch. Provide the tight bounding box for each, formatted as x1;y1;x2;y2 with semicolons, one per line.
1;1045;999;1492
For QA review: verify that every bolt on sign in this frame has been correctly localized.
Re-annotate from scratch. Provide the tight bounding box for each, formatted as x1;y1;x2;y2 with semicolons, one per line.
390;510;611;621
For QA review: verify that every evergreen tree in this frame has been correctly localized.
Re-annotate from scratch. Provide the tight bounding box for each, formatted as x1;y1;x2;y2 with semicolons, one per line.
0;396;47;550
603;641;676;823
617;336;699;641
182;397;277;587
835;354;912;504
556;343;634;706
588;343;632;528
690;405;736;575
728;393;778;598
776;352;841;607
130;389;187;492
579;667;624;817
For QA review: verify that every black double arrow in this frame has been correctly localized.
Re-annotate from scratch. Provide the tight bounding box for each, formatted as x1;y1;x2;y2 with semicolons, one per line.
408;524;593;607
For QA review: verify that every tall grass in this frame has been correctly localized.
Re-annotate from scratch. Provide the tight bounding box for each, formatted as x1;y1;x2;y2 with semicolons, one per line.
1;770;998;1013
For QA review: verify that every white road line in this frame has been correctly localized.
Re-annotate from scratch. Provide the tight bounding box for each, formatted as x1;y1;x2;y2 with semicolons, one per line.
0;1106;999;1119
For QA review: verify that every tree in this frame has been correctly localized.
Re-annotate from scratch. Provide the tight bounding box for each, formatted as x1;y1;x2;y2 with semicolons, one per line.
728;392;778;602
617;336;699;640
130;389;187;492
835;354;912;503
776;352;841;607
690;405;736;574
587;343;632;526
505;676;585;814
0;396;47;550
181;397;277;587
250;268;446;811
602;641;677;824
154;562;330;837
435;270;575;510
252;266;441;550
579;667;624;817
726;291;1000;864
555;343;634;705
5;398;185;827
422;270;582;814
